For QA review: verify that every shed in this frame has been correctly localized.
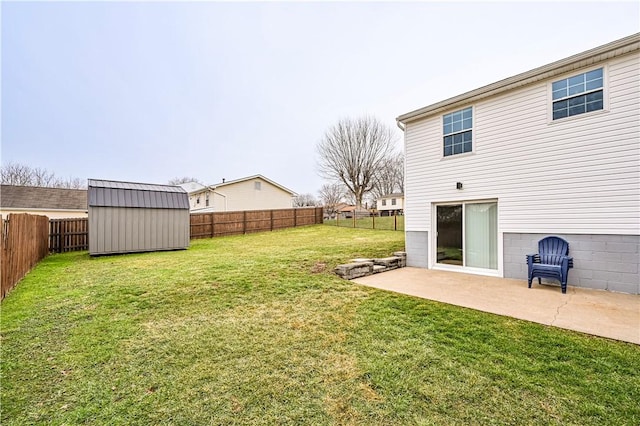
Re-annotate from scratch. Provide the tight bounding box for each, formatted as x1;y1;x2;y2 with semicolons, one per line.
88;179;190;255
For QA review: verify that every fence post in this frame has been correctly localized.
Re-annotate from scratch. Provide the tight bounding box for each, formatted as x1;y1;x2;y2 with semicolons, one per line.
294;209;297;227
49;220;54;252
210;213;215;238
243;211;247;234
353;213;356;228
270;210;273;231
59;221;66;253
372;214;375;230
394;213;397;231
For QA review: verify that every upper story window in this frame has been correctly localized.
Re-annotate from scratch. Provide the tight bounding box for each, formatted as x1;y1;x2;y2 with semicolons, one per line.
391;198;397;206
205;193;210;207
443;107;472;157
381;199;387;206
552;68;603;120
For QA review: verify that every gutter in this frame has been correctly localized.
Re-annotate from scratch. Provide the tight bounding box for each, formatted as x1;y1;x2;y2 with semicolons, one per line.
396;32;640;125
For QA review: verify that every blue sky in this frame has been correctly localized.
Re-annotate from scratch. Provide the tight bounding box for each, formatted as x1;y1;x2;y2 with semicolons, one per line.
2;1;639;195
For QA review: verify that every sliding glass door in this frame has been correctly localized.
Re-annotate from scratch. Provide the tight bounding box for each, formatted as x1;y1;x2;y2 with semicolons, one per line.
436;205;463;265
436;202;497;270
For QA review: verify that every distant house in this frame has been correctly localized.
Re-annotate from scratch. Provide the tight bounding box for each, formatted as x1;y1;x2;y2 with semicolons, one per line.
336;203;356;218
323;202;347;219
376;193;404;216
397;33;639;294
0;185;87;219
186;175;297;213
88;179;190;255
329;203;370;219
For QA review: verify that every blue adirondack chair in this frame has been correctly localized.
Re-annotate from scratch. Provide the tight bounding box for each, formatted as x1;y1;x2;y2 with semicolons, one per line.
526;236;573;294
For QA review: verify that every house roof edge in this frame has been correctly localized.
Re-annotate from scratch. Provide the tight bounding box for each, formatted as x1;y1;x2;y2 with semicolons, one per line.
397;32;640;124
207;174;298;196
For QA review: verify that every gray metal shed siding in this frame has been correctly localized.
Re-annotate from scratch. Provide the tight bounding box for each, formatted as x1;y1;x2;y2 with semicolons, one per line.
88;180;190;255
89;207;189;255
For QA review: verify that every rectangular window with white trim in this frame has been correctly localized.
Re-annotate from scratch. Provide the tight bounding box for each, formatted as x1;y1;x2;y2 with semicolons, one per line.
552;68;603;120
443;107;472;157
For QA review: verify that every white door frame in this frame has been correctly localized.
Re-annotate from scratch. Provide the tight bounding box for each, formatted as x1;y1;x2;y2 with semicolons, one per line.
430;199;503;277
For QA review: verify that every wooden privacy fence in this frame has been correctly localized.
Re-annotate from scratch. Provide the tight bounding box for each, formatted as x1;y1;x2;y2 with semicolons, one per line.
1;214;49;300
49;218;89;253
1;208;323;298
45;207;324;251
190;207;324;239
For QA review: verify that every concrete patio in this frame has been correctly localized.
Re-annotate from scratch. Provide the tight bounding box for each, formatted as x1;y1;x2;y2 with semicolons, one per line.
353;267;640;345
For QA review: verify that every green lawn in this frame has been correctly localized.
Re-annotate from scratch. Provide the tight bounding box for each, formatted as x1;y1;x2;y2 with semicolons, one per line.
1;226;639;425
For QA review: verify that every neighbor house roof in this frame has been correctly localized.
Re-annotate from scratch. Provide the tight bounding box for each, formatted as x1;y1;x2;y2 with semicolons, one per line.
336;203;356;212
397;32;640;125
192;174;297;196
88;179;189;210
0;185;87;210
178;181;206;193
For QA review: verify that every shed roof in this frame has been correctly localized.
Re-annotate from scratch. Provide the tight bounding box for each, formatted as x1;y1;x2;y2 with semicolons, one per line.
0;185;87;210
88;179;189;209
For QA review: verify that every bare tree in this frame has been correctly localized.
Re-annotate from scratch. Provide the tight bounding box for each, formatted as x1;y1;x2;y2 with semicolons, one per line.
293;193;318;207
318;183;344;206
396;152;405;194
168;176;203;185
57;177;86;189
317;116;397;207
371;151;404;200
318;183;344;218
0;162;85;188
0;162;33;186
31;167;57;187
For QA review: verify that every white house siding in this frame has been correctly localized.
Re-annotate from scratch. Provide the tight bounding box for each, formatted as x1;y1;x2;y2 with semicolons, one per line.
190;178;294;213
403;50;639;293
0;209;87;219
212;192;227;211
377;197;404;212
405;52;639;235
222;178;293;211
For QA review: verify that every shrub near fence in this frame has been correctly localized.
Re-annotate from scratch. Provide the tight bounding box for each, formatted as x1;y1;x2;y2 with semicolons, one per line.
1;214;49;300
